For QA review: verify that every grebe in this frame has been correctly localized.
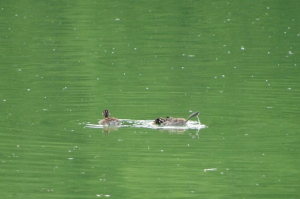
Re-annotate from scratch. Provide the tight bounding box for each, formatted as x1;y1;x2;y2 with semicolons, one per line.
154;112;199;126
99;110;121;126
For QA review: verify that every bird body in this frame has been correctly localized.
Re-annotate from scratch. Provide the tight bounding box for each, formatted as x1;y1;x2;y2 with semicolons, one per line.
154;112;199;126
99;110;121;126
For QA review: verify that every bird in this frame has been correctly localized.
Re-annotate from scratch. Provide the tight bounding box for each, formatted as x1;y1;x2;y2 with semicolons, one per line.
154;112;199;126
99;110;121;126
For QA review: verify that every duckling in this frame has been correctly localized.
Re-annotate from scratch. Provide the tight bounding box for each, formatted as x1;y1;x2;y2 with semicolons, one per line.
99;110;121;126
154;112;199;126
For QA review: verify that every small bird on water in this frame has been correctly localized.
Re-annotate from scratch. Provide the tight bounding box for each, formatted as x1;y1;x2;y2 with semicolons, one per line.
99;110;121;126
153;111;199;126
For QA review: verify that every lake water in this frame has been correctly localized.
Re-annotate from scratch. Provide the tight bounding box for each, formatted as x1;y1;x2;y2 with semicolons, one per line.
1;1;300;198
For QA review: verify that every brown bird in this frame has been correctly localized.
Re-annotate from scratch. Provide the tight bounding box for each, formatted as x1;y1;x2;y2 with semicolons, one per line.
99;110;121;126
154;112;199;126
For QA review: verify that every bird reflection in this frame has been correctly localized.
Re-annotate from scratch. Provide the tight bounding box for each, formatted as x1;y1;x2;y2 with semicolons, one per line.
102;126;118;137
156;127;201;138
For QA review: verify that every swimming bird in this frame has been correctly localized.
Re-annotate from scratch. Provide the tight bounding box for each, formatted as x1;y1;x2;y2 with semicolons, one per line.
99;110;121;126
154;112;199;126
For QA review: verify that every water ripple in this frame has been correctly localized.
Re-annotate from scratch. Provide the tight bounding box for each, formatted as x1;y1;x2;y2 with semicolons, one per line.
85;119;206;130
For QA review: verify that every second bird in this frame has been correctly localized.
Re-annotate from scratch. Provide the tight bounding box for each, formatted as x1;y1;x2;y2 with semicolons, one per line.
154;111;199;126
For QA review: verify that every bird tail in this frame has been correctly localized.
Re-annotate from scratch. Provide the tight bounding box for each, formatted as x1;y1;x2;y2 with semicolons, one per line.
186;112;199;121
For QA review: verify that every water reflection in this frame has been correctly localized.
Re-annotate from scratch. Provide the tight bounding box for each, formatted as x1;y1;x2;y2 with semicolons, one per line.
155;128;201;138
102;126;119;137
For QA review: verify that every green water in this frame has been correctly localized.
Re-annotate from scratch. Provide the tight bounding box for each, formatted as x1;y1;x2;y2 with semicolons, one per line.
1;1;300;198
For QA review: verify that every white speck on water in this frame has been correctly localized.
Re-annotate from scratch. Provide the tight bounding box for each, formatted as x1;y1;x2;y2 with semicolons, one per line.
267;7;269;9
267;107;273;109
68;158;73;160
215;76;217;78
216;58;218;60
287;88;291;90
187;144;189;146
182;54;185;56
268;52;270;54
220;172;224;174
182;67;184;69
134;48;137;50
228;51;230;54
115;18;120;21
124;73;125;75
53;49;55;51
97;78;99;80
146;87;148;90
204;168;217;172
18;69;22;71
3;99;6;102
104;195;110;197
265;80;268;82
222;75;225;77
28;89;30;91
284;32;286;34
288;27;290;29
161;150;163;152
241;46;245;50
17;145;19;147
188;55;195;57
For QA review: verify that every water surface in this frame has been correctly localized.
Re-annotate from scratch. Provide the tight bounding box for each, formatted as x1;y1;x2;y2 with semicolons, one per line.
1;1;300;198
